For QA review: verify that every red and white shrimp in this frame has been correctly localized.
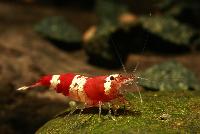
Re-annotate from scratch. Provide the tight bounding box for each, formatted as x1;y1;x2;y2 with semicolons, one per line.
17;73;138;115
17;73;137;105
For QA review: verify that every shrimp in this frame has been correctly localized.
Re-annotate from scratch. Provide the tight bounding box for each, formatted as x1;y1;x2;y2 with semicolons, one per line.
17;73;138;117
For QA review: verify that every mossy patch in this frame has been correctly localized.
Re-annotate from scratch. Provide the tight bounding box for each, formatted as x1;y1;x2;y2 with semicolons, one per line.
36;91;200;134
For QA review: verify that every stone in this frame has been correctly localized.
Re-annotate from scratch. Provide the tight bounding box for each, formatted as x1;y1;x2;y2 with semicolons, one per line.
138;61;200;91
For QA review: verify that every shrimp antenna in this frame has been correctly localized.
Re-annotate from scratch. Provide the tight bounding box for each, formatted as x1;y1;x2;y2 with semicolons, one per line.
110;37;127;74
133;32;150;103
110;36;143;103
133;30;149;72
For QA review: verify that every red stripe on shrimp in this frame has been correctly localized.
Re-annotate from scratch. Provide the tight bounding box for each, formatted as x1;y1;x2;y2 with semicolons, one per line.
55;73;75;96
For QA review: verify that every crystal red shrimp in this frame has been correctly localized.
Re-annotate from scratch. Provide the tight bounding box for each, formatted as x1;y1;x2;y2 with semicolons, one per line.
17;73;136;106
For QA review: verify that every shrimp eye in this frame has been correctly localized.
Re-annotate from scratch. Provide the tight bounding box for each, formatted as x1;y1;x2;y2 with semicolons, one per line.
110;76;115;80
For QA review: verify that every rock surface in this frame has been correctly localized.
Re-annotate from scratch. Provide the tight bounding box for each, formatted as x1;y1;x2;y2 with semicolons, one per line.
139;16;198;46
36;91;200;134
138;61;200;91
157;0;200;29
35;16;82;50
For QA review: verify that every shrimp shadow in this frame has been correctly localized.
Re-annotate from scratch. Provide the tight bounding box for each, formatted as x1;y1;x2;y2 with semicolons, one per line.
58;107;142;117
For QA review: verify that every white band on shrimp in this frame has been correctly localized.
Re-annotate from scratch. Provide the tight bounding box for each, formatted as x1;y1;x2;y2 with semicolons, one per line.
50;75;60;89
104;74;119;95
69;75;88;102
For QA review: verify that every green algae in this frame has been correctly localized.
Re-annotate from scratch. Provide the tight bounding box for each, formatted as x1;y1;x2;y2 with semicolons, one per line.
36;91;200;134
